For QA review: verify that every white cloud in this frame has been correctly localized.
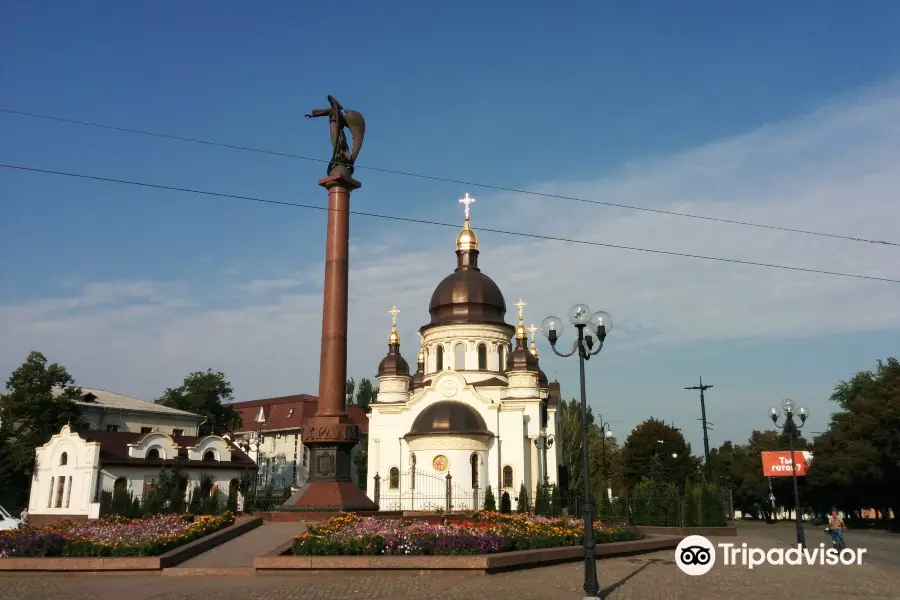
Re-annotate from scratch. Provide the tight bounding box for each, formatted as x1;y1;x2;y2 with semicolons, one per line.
2;79;900;405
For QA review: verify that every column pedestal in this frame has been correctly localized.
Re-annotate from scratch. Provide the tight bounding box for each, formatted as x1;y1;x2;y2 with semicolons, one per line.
282;172;377;511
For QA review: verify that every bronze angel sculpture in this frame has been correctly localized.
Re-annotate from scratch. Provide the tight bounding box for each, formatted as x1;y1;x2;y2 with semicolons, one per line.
305;95;366;177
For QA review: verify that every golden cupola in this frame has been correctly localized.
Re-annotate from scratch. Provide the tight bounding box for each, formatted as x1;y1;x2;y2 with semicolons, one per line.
506;299;539;372
410;333;426;390
425;193;510;331
377;306;410;378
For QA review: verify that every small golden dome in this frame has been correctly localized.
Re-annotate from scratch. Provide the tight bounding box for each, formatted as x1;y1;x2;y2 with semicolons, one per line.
388;325;400;345
456;217;479;252
529;338;539;358
416;345;424;364
515;319;527;340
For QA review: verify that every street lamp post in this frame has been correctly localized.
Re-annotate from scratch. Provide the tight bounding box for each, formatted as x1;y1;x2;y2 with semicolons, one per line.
534;427;555;487
541;304;613;600
769;398;809;548
597;420;611;503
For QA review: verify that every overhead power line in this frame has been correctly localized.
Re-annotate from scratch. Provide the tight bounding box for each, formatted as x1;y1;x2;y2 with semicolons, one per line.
2;106;898;249
3;162;899;285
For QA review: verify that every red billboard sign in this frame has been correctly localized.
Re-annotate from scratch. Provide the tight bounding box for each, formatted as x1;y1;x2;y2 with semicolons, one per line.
761;451;812;477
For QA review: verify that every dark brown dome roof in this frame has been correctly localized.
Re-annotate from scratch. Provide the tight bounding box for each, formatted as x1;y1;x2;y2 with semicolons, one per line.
423;224;511;329
407;401;490;436
506;336;539;372
538;367;549;388
377;343;409;377
428;268;508;326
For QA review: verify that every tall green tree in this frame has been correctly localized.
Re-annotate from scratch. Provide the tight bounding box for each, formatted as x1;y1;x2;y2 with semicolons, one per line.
346;377;356;405
806;358;900;529
155;370;241;435
621;418;700;487
355;377;378;410
0;351;82;509
556;398;598;493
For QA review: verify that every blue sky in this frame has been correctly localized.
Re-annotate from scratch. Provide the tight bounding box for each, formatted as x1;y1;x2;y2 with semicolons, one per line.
2;1;900;452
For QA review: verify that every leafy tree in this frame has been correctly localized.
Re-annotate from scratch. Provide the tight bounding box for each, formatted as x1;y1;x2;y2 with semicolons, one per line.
0;351;82;509
715;429;809;521
500;491;512;514
621;418;700;487
806;358;900;529
155;370;241;435
346;377;356;405
557;398;598;493
355;378;378;410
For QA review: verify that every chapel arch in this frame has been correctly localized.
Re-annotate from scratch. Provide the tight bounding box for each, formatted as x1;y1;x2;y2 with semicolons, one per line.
435;345;444;371
455;343;466;370
477;344;488;370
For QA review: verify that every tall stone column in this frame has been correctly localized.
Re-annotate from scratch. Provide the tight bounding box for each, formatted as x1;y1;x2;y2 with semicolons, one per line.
283;172;376;511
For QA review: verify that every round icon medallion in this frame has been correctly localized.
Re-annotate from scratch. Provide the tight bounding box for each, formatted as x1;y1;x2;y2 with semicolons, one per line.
432;455;449;472
439;379;458;397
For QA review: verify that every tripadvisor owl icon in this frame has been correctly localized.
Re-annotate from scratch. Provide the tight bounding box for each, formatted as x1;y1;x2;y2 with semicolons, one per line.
676;535;716;576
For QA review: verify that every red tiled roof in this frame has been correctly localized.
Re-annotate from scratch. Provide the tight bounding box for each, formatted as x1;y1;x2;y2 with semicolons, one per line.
229;394;369;434
80;430;256;469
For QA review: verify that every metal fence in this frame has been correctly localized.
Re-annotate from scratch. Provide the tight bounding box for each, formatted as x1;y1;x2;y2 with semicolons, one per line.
374;470;484;512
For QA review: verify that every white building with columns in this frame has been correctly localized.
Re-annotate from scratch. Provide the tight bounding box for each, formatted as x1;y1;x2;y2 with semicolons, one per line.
366;194;561;511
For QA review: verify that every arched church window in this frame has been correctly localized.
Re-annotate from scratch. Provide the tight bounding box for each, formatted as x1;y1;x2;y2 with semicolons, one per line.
389;467;400;490
477;344;487;370
502;465;513;489
435;345;444;371
470;454;479;488
498;345;505;370
147;448;161;460
60;452;68;466
455;343;465;370
203;450;217;462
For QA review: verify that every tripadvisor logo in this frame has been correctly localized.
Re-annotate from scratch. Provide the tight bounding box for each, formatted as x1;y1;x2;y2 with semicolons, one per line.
675;535;867;575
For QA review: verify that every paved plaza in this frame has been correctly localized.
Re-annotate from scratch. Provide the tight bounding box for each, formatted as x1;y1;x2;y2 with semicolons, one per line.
2;525;897;600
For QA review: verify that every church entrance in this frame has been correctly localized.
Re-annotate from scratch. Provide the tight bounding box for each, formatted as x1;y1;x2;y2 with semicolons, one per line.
377;470;480;512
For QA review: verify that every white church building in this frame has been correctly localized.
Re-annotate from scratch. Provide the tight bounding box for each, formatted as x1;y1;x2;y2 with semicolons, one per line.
366;194;561;511
27;424;255;526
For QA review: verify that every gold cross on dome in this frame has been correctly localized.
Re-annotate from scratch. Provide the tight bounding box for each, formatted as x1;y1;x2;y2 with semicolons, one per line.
514;298;527;320
389;306;400;325
527;324;537;340
459;193;476;219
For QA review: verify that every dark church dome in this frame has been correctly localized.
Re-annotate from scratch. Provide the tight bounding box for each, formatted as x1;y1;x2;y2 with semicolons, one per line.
423;213;511;331
407;401;490;436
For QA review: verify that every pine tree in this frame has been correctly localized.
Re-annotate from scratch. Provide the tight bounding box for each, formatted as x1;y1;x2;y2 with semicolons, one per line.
516;482;530;513
483;485;497;511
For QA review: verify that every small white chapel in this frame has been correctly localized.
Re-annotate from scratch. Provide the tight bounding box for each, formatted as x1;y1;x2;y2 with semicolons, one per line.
366;194;561;511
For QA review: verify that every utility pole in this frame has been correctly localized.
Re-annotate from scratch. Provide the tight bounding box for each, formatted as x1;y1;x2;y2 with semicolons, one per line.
685;377;713;481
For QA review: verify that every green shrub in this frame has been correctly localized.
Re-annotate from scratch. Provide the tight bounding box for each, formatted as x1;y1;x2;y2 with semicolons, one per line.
483;486;497;511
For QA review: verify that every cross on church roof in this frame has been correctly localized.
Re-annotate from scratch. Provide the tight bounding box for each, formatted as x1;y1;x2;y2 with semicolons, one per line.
527;324;537;340
515;298;527;321
459;193;476;220
389;306;400;325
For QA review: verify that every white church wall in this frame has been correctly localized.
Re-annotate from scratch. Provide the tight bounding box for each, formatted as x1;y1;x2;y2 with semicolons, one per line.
95;466;245;506
29;425;101;517
421;324;512;375
498;407;527;495
546;408;559;485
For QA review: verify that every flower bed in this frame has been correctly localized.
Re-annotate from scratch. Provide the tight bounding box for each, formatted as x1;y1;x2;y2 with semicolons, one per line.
291;511;641;556
0;513;234;558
